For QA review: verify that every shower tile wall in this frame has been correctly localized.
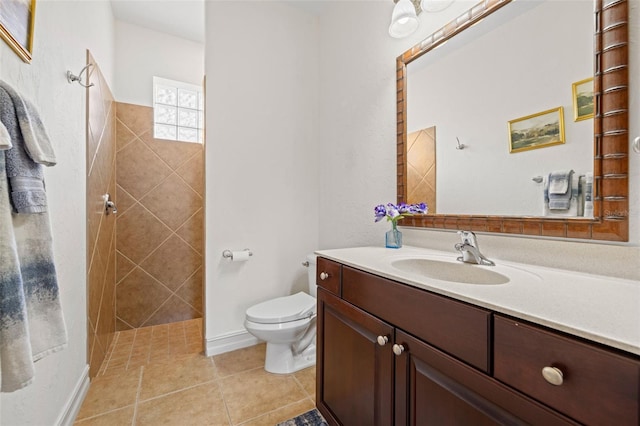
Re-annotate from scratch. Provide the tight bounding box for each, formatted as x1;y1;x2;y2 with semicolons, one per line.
115;102;203;331
86;52;117;377
407;126;436;213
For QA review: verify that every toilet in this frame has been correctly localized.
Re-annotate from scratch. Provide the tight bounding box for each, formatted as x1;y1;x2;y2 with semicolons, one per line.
244;254;317;374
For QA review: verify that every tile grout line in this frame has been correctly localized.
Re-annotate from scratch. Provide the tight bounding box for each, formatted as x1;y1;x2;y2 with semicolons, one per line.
291;374;312;400
131;366;144;426
210;364;234;426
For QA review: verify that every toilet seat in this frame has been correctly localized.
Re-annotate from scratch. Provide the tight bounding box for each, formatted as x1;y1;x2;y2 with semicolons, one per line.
246;292;316;324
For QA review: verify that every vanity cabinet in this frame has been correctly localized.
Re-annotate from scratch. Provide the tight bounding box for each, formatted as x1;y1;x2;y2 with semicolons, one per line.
316;257;639;426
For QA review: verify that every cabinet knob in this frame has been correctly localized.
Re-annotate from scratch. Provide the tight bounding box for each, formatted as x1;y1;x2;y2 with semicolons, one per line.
377;335;389;346
392;344;405;356
320;272;330;280
541;366;564;386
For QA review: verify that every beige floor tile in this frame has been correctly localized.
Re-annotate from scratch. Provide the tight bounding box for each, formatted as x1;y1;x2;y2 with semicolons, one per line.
294;366;316;400
220;368;307;425
136;382;230;426
76;368;142;420
74;406;135;426
238;398;315;426
213;343;266;377
139;353;218;401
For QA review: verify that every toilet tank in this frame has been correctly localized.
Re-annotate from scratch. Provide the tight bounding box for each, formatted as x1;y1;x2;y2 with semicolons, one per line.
306;253;318;298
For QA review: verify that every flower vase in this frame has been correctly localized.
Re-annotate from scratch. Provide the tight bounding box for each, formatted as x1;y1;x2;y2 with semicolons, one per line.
385;222;402;249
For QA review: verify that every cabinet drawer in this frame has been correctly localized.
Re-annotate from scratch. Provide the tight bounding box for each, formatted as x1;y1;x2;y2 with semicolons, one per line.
342;266;490;372
494;315;640;426
316;257;341;296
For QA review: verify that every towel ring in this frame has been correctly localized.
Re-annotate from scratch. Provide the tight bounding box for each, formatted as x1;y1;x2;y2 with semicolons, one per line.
66;64;94;88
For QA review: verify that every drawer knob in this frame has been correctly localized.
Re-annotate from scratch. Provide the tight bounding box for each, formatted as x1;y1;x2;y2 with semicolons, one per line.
377;335;389;346
392;344;405;356
542;366;564;386
320;272;330;280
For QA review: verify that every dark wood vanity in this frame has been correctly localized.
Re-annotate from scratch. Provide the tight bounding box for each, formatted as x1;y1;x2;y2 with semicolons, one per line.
315;257;640;426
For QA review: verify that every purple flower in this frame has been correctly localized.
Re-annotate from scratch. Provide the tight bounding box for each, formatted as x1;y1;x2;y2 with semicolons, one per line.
374;204;387;222
374;202;428;223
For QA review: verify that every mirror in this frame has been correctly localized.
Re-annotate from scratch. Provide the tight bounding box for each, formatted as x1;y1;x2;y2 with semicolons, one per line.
396;0;629;242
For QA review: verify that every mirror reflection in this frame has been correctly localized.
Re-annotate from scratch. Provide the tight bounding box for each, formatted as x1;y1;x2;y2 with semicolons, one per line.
406;0;593;217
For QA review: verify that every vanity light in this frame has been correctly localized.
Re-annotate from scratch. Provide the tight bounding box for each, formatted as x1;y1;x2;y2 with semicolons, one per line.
389;0;455;39
389;0;420;38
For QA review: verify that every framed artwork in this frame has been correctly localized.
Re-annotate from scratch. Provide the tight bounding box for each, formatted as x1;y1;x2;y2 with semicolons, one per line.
572;77;594;121
0;0;36;63
508;107;565;153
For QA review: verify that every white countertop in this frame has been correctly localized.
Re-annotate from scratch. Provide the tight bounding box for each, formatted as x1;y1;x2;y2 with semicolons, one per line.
315;246;640;356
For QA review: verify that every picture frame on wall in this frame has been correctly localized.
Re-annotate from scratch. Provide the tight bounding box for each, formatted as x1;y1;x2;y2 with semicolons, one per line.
0;0;36;63
572;77;594;121
508;107;565;153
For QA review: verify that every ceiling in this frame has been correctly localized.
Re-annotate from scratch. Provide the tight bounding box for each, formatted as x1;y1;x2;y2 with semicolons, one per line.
110;0;205;44
109;0;329;45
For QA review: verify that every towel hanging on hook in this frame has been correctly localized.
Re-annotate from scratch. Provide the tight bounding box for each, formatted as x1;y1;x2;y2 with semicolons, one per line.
66;63;94;88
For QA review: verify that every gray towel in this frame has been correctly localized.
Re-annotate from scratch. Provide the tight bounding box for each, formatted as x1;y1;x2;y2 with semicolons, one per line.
548;170;574;210
0;82;55;213
0;81;56;165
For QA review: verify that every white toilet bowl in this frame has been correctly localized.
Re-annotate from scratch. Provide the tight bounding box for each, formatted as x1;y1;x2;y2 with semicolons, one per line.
244;254;317;374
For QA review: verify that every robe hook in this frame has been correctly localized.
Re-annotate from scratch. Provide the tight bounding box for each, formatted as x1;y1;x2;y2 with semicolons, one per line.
66;63;94;88
455;137;465;150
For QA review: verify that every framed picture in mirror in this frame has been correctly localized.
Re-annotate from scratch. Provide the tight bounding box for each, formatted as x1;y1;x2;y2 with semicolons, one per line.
572;77;594;121
0;0;36;63
508;107;565;154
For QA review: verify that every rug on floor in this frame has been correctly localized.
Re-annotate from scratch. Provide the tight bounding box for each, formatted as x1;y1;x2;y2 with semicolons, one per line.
277;408;328;426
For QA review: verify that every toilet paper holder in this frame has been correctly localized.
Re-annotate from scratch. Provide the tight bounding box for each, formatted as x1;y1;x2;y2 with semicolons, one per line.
222;249;253;260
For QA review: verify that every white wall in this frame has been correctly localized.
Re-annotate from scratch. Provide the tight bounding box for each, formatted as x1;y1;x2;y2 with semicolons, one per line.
114;20;204;106
204;2;320;351
0;1;114;425
317;1;640;272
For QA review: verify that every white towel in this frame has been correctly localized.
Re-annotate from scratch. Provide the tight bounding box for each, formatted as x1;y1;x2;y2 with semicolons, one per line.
0;82;67;393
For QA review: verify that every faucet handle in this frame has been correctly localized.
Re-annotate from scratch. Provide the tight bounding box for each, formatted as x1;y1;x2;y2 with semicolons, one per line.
457;230;478;246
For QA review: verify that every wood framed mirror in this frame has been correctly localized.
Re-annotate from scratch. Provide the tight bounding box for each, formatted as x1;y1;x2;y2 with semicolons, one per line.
396;0;629;242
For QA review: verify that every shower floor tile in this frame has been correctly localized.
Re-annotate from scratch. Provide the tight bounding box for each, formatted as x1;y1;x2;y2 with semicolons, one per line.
75;319;316;425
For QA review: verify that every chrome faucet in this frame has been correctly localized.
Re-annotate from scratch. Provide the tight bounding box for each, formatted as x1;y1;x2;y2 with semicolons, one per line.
454;231;495;266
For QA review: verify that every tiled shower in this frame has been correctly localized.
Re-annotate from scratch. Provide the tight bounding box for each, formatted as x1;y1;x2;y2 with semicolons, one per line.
86;74;204;377
114;102;204;330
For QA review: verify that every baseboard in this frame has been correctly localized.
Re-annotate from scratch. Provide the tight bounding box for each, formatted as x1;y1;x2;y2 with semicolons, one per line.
205;329;260;356
56;364;90;426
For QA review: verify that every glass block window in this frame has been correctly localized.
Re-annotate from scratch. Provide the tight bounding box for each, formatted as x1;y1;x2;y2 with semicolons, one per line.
153;77;204;143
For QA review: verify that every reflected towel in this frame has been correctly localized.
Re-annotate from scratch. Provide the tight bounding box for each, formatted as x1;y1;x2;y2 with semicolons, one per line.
548;170;574;210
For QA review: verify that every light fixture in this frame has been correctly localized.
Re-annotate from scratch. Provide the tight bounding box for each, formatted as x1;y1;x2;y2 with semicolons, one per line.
389;0;420;38
389;0;455;39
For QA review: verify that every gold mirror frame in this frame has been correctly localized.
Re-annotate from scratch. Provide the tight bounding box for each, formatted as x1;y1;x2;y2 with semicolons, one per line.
396;0;629;242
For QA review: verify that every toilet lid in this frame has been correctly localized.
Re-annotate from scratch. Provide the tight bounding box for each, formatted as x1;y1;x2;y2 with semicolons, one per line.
246;292;316;324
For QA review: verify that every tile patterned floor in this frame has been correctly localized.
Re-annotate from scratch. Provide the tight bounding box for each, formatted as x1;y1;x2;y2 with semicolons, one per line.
75;319;316;425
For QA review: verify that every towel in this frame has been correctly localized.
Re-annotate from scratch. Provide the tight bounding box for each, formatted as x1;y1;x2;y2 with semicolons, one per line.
0;82;53;213
0;82;67;392
548;170;574;210
0;121;10;150
0;81;56;165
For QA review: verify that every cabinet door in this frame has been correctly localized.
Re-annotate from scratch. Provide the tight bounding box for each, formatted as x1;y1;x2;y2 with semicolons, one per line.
317;287;394;426
394;330;577;426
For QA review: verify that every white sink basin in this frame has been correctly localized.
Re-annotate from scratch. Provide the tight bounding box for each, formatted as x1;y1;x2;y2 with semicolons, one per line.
391;258;510;285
